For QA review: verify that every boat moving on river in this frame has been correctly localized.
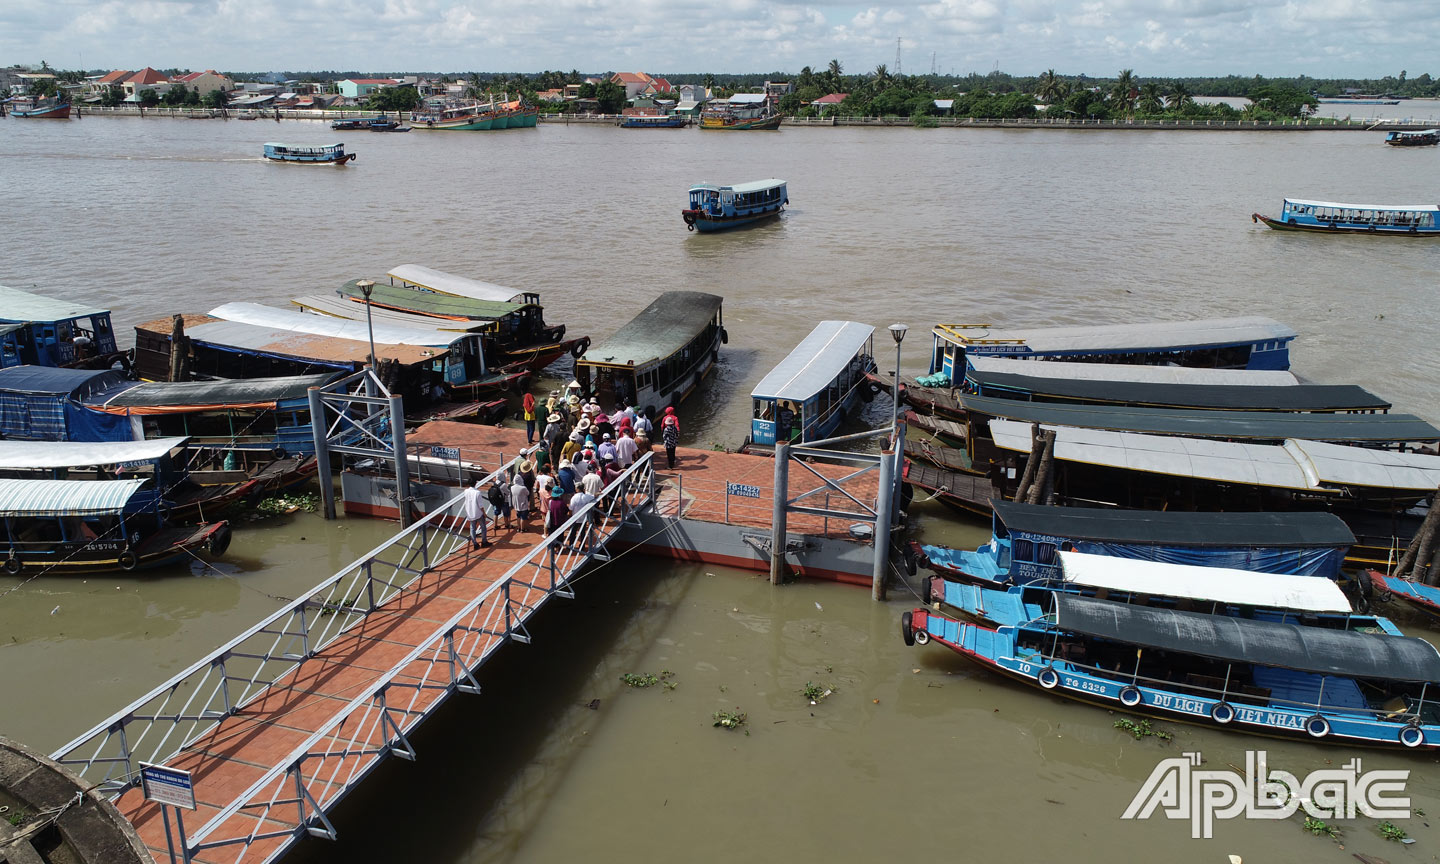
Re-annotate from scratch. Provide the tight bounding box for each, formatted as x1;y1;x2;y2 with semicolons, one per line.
1386;129;1440;147
1252;199;1440;236
262;143;355;165
683;179;788;232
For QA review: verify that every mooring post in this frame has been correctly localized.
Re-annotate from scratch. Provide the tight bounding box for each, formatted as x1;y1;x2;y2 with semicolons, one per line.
873;448;895;601
390;394;412;527
308;387;335;520
770;442;789;584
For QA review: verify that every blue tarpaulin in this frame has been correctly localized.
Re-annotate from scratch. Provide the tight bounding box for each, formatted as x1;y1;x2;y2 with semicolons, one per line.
0;366;131;441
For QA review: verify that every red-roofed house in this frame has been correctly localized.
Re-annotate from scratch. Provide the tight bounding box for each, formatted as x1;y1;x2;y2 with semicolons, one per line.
174;70;233;96
811;92;848;113
610;72;673;99
122;68;172;99
337;78;399;100
85;69;131;97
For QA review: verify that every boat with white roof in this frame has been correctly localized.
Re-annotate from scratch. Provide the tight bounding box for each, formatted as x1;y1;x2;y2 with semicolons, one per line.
747;321;876;447
1252;198;1440;236
682;179;788;232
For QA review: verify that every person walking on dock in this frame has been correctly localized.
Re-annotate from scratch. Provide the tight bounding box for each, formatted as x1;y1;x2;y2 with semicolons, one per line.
488;478;510;529
615;427;638;468
661;406;681;469
545;485;567;533
462;481;491;549
523;392;537;444
509;474;531;531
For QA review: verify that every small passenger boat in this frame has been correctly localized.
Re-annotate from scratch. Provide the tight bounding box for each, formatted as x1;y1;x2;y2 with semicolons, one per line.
331;117;382;130
1251;199;1440;236
262;142;356;165
574;292;724;416
621;114;687;128
683;179;788;232
1372;572;1440;624
9;96;71;119
1385;129;1440;147
0;477;230;576
748;321;876;447
0;285;123;369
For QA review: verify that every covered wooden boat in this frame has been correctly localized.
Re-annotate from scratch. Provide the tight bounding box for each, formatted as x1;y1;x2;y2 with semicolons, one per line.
9;97;71;119
0;477;230;576
1252;199;1440;236
747;321;875;447
0;285;124;369
683;179;787;232
621;114;687;128
574;291;724;415
699;94;782;130
262;142;355;165
903;594;1440;749
1372;572;1440;623
1385;129;1440;147
0;367;131;441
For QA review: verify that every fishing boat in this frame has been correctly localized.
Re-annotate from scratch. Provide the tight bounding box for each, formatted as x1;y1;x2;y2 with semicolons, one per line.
1385;129;1440;147
573;292;724;416
902;596;1440;749
262;143;356;165
9;96;71;119
1251;199;1440;236
412;96;535;130
0;477;230;576
331;117;383;130
621;114;687;128
367;118;410;132
700;94;782;130
927;550;1398;634
916;501;1355;587
0;285;123;369
682;179;788;232
747;321;876;447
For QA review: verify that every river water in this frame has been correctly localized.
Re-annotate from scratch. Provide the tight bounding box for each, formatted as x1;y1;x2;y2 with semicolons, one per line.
2;118;1440;862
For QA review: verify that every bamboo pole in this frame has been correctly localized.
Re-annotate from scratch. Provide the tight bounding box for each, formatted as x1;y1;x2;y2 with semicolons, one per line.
1013;423;1041;502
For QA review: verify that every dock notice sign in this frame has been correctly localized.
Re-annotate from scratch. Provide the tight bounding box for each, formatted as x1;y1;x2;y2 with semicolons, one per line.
140;763;196;810
726;483;761;499
430;446;460;460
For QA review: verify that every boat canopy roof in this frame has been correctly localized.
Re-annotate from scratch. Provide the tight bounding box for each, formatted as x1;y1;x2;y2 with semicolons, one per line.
0;477;146;517
209;302;467;348
988;419;1440;492
751;321;873;402
991;500;1355;548
966;373;1383;412
0;323;25;338
1053;593;1440;682
581;292;722;368
0;366;128;397
385;264;523;303
1055;551;1351;613
88;373;339;412
1285;198;1440;212
0;437;188;469
264;142;343;149
727;93;768;104
933;317;1296;352
291;295;489;333
145;316;440;367
965;356;1298;387
1393;129;1440;136
337;280;525;319
965;395;1436;442
689;178;786;195
0;285;110;323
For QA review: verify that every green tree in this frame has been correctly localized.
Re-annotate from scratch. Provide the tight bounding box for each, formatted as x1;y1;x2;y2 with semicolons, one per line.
184;87;201;106
1110;68;1136;118
1247;83;1317;117
594;79;626;113
1137;81;1163;114
28;78;59;98
366;86;420;112
138;88;161;107
202;89;228;109
100;85;124;107
1168;81;1194;112
1036;69;1061;103
162;83;189;106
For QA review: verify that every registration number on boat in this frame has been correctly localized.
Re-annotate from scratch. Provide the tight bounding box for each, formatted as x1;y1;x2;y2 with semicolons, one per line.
1063;676;1107;695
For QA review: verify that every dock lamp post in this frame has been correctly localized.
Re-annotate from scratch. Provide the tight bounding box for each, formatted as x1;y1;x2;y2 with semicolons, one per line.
888;323;908;425
357;279;377;370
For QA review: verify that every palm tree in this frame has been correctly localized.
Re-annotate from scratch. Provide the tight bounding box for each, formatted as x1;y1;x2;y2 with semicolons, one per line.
1168;81;1194;112
874;63;890;86
1110;68;1136;117
1137;81;1163;115
1036;69;1062;103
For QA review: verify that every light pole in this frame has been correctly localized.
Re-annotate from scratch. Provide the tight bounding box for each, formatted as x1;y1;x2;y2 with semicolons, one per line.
888;323;908;424
356;279;377;370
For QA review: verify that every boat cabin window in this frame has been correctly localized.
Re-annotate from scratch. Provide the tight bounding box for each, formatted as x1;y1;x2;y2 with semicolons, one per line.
1012;538;1058;565
753;399;774;421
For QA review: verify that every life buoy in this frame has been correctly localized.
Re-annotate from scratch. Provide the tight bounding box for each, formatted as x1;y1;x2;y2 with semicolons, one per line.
570;337;590;359
118;551;139;571
1286;218;1297;226
1211;702;1235;724
1401;723;1425;748
1119;686;1142;707
1304;715;1330;738
208;523;232;557
3;557;20;575
900;611;915;646
1038;667;1060;689
869;381;882;395
1411;226;1419;234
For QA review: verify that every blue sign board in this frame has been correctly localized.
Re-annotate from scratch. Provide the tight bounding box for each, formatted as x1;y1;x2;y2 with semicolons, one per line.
430;446;460;460
140;763;196;810
726;483;761;499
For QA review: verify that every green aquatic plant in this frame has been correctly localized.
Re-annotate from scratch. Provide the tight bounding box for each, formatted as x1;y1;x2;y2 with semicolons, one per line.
1379;820;1408;842
713;709;747;730
1303;817;1341;839
802;682;833;703
1114;718;1172;741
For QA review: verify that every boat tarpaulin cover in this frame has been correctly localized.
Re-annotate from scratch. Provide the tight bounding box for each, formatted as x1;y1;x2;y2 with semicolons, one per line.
0;437;188;469
0;477;146;517
933;317;1296;353
335;280;524;320
0;367;132;442
179;319;440;367
88;374;339;414
581;292;722;368
1286;439;1440;492
965;395;1438;442
1053;593;1440;682
964;371;1385;412
0;285;110;323
751;320;873;402
386;264;522;304
965;356;1299;387
291;295;489;333
209;302;464;347
1055;550;1352;613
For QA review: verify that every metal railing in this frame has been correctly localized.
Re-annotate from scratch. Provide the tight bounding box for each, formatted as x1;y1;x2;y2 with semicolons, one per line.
52;452;656;863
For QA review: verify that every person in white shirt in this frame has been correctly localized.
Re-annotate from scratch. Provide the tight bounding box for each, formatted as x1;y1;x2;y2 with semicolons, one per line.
462;480;491;549
614;430;638;467
569;489;595;515
581;472;603;495
509;478;531;530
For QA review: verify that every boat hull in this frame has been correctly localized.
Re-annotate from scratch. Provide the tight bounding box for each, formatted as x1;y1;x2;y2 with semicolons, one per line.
700;114;782;130
265;153;356;165
622;116;688;128
415;115;495;130
2;522;229;576
1252;212;1440;237
11;103;71;119
683;205;784;232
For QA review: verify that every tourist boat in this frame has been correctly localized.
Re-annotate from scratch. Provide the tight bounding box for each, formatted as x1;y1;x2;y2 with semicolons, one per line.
1385;129;1440;147
0;285;123;369
573;292;724;416
1318;97;1399;105
0;477;231;576
901;596;1440;749
700;94;782;130
9;96;71;119
747;321;876;447
683;179;788;232
293;271;584;373
927;550;1399;635
926;317;1298;380
1251;199;1440;236
262;143;355;165
916;500;1355;587
366;119;409;132
621;114;687;128
331;117;382;130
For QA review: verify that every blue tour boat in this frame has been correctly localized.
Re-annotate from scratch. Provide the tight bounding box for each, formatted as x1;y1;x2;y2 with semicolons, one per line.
1385;129;1439;147
621;114;687;128
1252;199;1440;236
0;285;120;368
682;179;788;232
917;501;1355;587
748;321;876;447
262;142;356;165
902;593;1440;749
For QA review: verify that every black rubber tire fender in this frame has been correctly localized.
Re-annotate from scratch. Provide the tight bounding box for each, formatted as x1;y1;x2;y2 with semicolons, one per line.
118;551;139;571
570;337;591;359
900;611;915;646
3;556;20;575
208;522;233;557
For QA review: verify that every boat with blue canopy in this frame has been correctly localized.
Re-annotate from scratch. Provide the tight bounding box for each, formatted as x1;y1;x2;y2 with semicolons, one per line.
748;321;876;447
0;477;230;576
916;500;1355;587
621;114;687;128
0;366;131;441
262;142;355;165
1252;199;1440;236
1385;129;1439;147
0;285;122;369
902;593;1440;749
682;179;788;232
927;317;1297;381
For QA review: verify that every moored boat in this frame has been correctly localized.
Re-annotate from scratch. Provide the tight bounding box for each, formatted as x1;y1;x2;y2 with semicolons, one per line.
682;179;788;232
700;94;782;130
1386;129;1440;147
1252;199;1440;236
621;114;687;128
9;96;71;119
747;321;875;447
262;142;355;165
0;285;124;369
573;291;724;415
331;117;383;130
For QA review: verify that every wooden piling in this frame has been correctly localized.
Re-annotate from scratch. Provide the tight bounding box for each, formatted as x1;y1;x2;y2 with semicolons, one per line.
1396;486;1440;580
167;314;190;382
1013;423;1041;502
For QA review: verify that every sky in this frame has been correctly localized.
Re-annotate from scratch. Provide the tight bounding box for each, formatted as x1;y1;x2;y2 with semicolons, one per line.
1;0;1432;78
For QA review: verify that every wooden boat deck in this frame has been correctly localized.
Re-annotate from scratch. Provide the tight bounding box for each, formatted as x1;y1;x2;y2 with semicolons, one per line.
906;411;967;444
903;460;996;516
868;372;966;418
